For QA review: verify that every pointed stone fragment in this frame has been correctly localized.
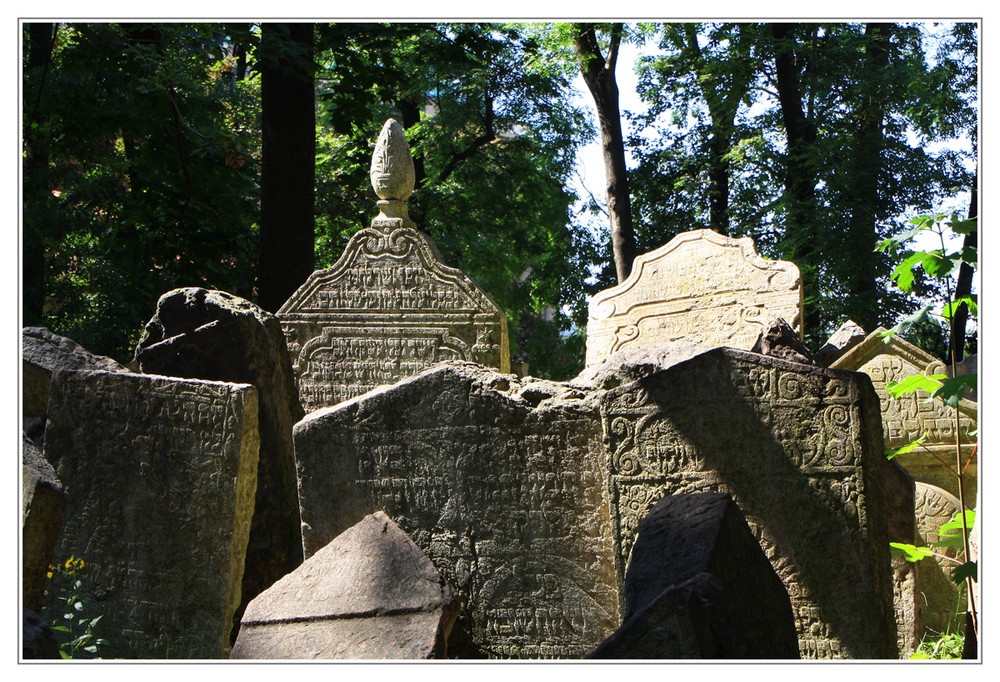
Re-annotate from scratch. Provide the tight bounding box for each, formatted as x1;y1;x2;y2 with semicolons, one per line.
231;512;459;660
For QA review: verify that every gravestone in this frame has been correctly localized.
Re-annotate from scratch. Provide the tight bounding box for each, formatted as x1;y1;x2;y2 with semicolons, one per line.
22;433;65;614
591;493;798;659
43;370;259;658
830;328;977;502
293;361;618;658
913;482;967;636
278;119;509;412
884;460;919;656
815;319;867;367
600;348;897;658
584;229;801;367
133;287;304;625
231;512;458;659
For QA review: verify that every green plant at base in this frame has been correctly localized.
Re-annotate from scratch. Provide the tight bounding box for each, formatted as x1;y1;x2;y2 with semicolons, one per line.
44;556;109;659
876;210;978;646
911;632;965;660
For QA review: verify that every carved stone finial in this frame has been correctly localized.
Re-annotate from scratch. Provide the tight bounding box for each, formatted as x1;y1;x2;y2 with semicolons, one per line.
370;118;416;229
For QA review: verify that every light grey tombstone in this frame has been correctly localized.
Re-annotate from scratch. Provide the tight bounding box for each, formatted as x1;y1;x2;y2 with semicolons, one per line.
43;370;259;659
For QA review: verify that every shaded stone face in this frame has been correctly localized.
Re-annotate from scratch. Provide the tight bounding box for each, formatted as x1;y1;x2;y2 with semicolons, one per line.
22;434;65;614
293;362;617;659
600;348;897;659
585;229;801;366
830;328;977;502
232;512;458;659
43;370;259;659
278;227;510;412
913;482;967;636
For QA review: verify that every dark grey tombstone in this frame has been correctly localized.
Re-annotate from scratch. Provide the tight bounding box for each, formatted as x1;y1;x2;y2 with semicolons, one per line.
133;287;304;629
600;348;897;659
590;493;799;659
23;609;60;659
231;512;458;659
22;432;65;613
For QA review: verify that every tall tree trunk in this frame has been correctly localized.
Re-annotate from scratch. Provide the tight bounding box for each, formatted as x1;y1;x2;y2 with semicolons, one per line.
950;172;977;362
573;23;637;283
770;23;820;332
258;23;315;313
23;22;55;327
844;23;893;332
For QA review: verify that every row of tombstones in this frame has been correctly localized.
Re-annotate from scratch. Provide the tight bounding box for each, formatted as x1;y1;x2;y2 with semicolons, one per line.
23;298;962;660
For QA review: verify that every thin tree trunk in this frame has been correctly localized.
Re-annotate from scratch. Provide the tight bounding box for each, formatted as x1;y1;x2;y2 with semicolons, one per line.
950;172;977;362
573;23;637;283
258;23;316;313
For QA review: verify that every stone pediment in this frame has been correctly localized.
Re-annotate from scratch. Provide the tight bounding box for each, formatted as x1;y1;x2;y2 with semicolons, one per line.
585;229;802;366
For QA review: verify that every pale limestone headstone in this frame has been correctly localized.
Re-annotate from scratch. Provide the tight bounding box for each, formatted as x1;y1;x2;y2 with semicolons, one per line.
913;482;967;637
293;361;617;659
585;229;801;367
43;370;259;659
600;348;897;659
830;328;977;502
231;512;458;659
278;120;509;412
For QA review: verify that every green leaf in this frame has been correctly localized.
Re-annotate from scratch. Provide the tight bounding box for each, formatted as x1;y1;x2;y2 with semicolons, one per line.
52;625;71;633
953;561;977;584
890;542;934;562
939;510;976;536
950;216;978;235
890;252;927;291
885;434;927;460
60;651;71;660
931;375;977;407
922;251;962;279
880;305;931;341
886;374;945;398
942;295;978;321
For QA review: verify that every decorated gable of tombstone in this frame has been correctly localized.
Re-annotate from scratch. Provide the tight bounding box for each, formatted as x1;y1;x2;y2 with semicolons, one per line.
42;370;259;659
584;229;802;367
599;348;897;659
830;328;977;502
278;120;510;412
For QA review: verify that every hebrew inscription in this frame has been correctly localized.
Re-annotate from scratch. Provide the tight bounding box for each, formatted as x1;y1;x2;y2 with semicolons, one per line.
279;226;510;412
600;349;896;659
293;363;617;658
914;482;967;636
831;328;977;501
585;229;802;366
42;370;259;659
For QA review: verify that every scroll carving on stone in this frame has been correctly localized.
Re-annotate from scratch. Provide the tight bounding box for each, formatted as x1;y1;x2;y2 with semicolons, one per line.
278;119;509;412
585;229;802;366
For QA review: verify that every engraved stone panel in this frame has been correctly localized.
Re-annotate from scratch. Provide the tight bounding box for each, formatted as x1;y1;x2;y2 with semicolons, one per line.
42;370;259;659
293;362;617;659
585;229;802;366
600;348;897;659
830;328;977;502
913;482;967;636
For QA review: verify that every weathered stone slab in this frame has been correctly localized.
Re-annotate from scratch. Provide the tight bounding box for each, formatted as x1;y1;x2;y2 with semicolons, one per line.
592;493;798;659
913;482;967;636
278;120;509;412
750;317;818;366
134;287;304;626
42;370;259;659
585;229;802;366
815;319;867;367
22;326;125;419
830;328;977;502
600;348;897;658
231;512;458;659
22;434;65;614
884;460;918;656
293;361;617;658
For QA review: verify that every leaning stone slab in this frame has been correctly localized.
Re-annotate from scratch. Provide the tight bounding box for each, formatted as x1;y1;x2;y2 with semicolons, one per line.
231;511;458;659
830;328;977;502
293;361;618;658
43;370;259;659
22;326;125;419
278;119;509;412
592;493;798;659
22;433;65;614
134;287;304;624
600;348;897;658
585;229;802;367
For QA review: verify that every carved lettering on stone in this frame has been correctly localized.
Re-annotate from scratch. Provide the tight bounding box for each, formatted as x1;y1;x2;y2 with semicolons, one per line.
600;348;896;659
913;482;967;636
585;229;802;366
42;370;259;659
831;328;977;501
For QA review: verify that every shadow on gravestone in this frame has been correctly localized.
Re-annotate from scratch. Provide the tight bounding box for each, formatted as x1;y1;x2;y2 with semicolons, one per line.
590;493;799;659
600;348;897;659
884;459;919;656
22;433;65;615
231;511;459;659
133;287;305;637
